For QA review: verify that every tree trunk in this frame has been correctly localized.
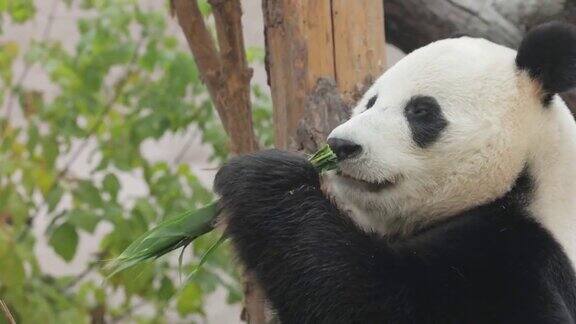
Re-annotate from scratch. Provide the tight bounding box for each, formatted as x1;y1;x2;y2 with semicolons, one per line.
385;0;575;53
264;0;386;150
172;0;258;155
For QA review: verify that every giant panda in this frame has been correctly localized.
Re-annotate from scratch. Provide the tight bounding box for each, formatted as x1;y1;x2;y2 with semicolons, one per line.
214;22;576;323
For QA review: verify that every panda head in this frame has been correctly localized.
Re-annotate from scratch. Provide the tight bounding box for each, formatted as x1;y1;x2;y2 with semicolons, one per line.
327;22;576;235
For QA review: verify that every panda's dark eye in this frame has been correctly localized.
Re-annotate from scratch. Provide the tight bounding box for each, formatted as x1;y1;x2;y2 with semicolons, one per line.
366;95;377;110
404;96;439;119
405;104;429;117
404;95;448;148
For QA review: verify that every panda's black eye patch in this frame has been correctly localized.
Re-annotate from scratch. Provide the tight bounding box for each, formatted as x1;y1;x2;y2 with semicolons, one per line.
366;95;378;110
404;96;448;148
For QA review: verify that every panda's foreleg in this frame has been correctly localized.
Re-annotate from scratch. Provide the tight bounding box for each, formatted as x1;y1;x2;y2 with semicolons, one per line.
214;150;412;323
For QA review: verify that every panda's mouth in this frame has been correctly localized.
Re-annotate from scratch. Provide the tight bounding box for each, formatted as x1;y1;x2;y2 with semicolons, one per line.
336;170;396;192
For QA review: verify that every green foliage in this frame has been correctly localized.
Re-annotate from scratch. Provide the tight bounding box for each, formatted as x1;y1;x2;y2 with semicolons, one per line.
0;0;35;28
0;0;272;322
49;223;79;262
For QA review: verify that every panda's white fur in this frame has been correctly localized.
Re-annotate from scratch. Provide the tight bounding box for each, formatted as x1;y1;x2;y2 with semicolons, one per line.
528;96;576;266
328;36;576;266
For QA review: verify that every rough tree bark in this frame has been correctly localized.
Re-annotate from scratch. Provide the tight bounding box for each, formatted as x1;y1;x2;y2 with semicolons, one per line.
171;0;258;154
264;0;386;150
384;0;576;109
295;78;350;153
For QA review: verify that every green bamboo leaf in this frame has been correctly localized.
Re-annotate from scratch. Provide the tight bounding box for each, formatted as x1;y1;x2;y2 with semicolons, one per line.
106;202;219;277
187;234;227;282
309;144;339;172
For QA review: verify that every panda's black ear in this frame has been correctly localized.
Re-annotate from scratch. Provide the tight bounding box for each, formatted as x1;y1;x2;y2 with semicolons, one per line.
516;22;576;95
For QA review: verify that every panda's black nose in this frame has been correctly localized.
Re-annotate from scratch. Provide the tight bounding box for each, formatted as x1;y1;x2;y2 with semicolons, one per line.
327;138;363;161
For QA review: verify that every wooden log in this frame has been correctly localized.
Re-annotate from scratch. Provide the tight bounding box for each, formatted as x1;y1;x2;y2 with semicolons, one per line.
383;0;576;114
332;0;386;103
294;78;350;153
263;0;335;149
264;0;386;149
384;0;573;53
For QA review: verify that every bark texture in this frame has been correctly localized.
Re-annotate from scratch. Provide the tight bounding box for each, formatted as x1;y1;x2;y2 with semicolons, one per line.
262;0;337;149
172;0;258;154
264;0;386;149
295;78;350;153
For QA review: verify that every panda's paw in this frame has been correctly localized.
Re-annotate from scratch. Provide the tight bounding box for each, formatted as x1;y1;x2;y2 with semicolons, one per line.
214;149;320;203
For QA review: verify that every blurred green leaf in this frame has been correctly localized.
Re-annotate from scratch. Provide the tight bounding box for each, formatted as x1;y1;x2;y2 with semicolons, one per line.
176;283;203;316
246;46;265;63
8;0;36;23
46;185;63;212
0;41;19;83
49;223;79;262
0;238;25;289
103;173;120;200
158;276;175;301
75;181;104;208
198;0;212;16
67;209;100;234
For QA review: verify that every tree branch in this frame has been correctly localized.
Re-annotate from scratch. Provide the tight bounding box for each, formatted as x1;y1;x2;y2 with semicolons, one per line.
210;0;257;152
172;0;257;154
171;0;225;125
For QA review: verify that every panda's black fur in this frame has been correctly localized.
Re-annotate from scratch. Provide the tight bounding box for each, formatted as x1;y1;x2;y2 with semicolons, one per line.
215;150;576;323
215;22;576;323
